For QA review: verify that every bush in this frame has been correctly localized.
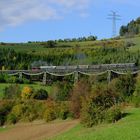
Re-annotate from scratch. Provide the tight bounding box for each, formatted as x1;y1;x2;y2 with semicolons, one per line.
21;86;33;99
105;106;122;123
10;100;45;122
4;84;21;99
43;100;57;122
21;100;44;122
5;76;17;83
133;74;140;96
22;78;31;84
115;73;135;97
0;74;6;83
46;40;56;48
70;79;91;118
7;113;17;124
0;101;14;126
80;84;120;127
131;96;140;107
33;89;48;100
50;82;72;101
57;82;72;101
10;104;23;119
58;102;70;120
15;77;31;84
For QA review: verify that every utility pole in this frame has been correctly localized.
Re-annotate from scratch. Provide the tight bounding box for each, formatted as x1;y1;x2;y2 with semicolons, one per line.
108;11;121;37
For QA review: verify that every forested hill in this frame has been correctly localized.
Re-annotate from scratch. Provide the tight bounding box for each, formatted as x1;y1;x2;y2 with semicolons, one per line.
120;17;140;36
1;17;140;70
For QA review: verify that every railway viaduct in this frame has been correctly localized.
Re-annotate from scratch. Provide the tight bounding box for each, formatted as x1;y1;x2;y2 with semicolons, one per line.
0;63;139;85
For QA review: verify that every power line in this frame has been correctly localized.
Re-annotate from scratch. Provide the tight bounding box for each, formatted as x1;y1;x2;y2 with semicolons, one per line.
107;11;121;37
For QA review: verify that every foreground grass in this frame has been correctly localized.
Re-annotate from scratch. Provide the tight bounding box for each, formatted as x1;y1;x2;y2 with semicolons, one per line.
49;108;140;140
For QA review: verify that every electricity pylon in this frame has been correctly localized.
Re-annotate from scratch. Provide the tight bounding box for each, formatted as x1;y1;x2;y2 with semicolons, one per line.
108;11;121;37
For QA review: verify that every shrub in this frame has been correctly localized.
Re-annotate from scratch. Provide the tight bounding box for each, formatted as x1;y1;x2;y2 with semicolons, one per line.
21;101;42;121
4;84;21;99
57;82;72;101
131;96;140;107
80;84;120;127
33;89;48;100
10;104;23;119
105;106;122;123
70;79;91;118
50;82;72;101
5;76;17;83
0;101;14;126
58;102;70;120
21;86;33;99
43;100;57;122
7;113;17;124
133;74;140;96
10;100;45;122
49;83;60;101
0;74;6;83
47;40;56;48
115;73;135;97
22;78;31;84
15;77;31;84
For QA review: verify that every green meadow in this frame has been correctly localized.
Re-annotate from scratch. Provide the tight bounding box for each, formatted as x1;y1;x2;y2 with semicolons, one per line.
49;108;140;140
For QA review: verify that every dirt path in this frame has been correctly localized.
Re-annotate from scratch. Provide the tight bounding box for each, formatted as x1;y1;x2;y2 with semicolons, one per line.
0;120;78;140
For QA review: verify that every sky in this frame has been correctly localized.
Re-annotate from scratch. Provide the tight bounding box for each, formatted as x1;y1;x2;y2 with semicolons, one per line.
0;0;140;42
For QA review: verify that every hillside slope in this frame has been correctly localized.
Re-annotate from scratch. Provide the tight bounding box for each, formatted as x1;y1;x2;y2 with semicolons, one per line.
49;108;140;140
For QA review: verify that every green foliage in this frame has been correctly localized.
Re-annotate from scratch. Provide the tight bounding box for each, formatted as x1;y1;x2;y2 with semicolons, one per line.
47;40;56;48
51;81;72;101
0;101;14;126
43;100;57;122
0;74;7;83
131;96;140;107
5;76;17;83
70;79;91;118
133;74;140;96
0;39;139;70
33;89;48;100
80;84;120;127
58;102;70;120
4;84;21;99
7;113;17;124
105;106;122;123
115;73;135;97
120;17;140;36
125;41;136;48
9;100;45;122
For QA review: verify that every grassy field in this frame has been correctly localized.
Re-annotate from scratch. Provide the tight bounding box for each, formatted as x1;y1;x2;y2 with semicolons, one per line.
127;36;140;51
0;39;124;55
0;36;140;57
49;108;140;140
0;41;100;54
0;83;52;99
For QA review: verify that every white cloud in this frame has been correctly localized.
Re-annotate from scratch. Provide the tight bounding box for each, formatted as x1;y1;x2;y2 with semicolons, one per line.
0;0;91;29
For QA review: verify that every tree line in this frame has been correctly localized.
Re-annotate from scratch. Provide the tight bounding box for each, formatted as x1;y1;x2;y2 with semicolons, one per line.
120;17;140;36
